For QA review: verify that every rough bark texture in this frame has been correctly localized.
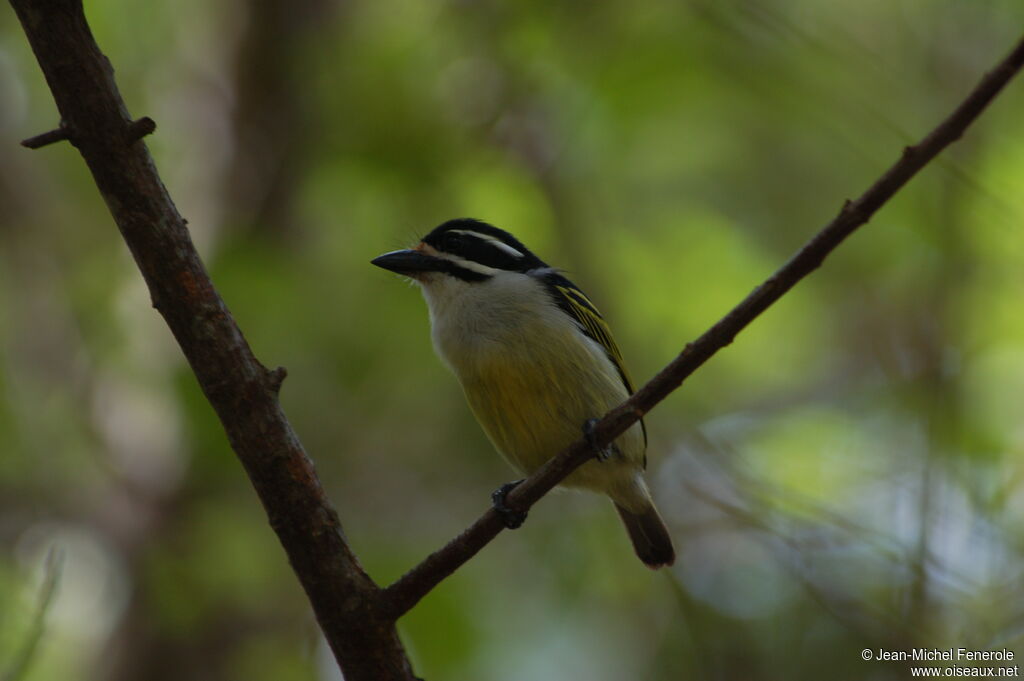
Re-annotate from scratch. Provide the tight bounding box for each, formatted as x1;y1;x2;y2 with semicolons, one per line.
8;1;418;679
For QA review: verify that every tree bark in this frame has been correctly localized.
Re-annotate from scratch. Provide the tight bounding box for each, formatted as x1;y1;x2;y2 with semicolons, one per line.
8;1;418;679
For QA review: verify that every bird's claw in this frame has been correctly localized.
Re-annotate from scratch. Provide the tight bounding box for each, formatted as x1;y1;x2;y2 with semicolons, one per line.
491;480;527;529
583;418;613;462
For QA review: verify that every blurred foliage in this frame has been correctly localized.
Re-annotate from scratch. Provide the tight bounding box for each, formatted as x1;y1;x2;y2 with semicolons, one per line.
2;1;1024;679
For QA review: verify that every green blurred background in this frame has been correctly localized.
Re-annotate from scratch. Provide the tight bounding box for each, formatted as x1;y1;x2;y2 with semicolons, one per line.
2;1;1024;679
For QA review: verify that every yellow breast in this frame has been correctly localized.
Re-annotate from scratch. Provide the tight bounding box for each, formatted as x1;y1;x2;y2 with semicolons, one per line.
454;318;645;492
422;269;645;494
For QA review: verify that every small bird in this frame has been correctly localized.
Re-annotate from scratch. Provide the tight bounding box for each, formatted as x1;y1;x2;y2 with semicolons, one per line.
372;218;675;568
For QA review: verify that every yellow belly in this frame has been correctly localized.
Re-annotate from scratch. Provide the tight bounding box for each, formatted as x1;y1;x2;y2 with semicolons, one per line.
454;331;646;497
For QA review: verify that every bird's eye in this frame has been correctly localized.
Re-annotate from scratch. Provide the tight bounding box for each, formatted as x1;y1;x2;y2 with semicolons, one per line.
442;232;463;252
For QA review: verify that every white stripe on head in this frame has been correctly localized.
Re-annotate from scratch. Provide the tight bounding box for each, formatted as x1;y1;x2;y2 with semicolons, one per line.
448;255;501;276
417;241;503;277
447;229;525;259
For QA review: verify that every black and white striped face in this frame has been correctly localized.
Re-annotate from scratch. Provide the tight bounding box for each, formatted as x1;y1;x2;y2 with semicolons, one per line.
421;219;546;279
371;218;546;282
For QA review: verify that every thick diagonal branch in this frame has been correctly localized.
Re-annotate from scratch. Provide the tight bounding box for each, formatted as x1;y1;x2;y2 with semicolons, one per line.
8;2;417;679
380;35;1024;619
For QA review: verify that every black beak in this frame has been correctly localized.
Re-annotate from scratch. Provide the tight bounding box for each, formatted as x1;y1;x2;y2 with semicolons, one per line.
371;249;445;275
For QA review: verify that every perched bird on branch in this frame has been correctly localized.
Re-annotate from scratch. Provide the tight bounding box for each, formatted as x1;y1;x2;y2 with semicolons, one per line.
373;218;674;568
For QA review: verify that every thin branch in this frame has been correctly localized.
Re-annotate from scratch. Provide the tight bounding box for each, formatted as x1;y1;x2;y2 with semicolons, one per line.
125;116;156;144
380;34;1024;619
20;124;69;149
0;549;62;681
8;2;417;679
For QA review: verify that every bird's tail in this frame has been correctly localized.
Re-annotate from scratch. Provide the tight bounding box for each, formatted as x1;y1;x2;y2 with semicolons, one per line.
614;502;675;569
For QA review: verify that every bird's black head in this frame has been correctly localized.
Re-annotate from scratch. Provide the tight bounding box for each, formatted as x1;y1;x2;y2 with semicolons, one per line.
371;218;548;282
421;218;547;273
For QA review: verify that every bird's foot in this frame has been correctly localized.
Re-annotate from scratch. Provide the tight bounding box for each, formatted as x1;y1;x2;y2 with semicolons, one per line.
491;480;527;529
583;418;614;462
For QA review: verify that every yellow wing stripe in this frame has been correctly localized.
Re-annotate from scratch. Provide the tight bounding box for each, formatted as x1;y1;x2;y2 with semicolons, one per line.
553;283;647;453
554;285;634;393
